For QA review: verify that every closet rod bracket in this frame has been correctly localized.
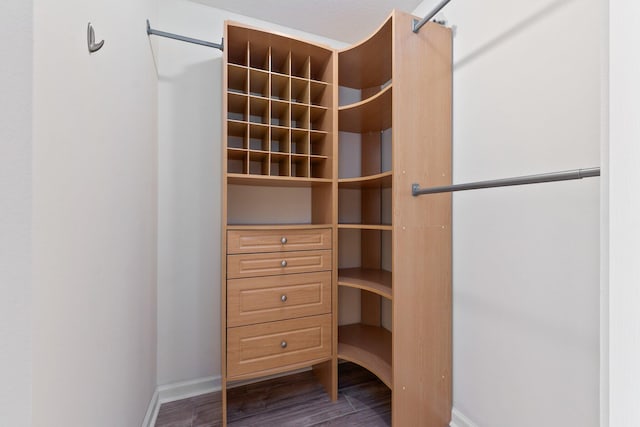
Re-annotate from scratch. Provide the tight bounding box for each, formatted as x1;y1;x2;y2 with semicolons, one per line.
413;0;453;33
146;19;224;51
412;167;601;196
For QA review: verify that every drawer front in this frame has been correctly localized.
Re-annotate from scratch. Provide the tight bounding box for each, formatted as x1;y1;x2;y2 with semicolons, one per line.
227;314;331;378
227;228;331;254
227;250;331;279
227;272;331;327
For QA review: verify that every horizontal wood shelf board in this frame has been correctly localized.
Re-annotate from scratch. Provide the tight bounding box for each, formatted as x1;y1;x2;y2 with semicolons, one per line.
338;224;392;231
338;323;392;389
338;268;392;299
338;83;392;112
227;174;333;187
227;224;332;230
338;171;392;189
338;84;392;133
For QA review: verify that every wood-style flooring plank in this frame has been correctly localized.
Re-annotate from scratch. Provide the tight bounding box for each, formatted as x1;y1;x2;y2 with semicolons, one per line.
155;363;391;427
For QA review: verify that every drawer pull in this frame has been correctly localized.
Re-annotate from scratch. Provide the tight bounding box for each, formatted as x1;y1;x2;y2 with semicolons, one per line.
281;260;287;267
280;294;287;302
281;237;287;244
280;340;287;349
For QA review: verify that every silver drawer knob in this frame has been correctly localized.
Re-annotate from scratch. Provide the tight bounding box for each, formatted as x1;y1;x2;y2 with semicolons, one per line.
281;260;287;267
281;295;287;302
281;237;287;244
280;340;287;349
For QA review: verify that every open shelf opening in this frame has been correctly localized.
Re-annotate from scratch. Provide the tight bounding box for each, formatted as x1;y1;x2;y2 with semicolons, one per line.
248;124;269;152
227;39;248;66
249;42;269;71
310;81;330;107
291;78;309;104
228;93;247;122
338;323;392;389
270;127;290;153
228;65;248;94
270;153;290;177
270;100;290;127
249;97;269;124
291;104;309;129
271;48;290;75
291;53;310;79
227;121;247;149
249;69;269;98
271;74;289;101
227;149;248;175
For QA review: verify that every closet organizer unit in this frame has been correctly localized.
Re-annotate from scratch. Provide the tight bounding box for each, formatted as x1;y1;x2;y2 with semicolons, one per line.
221;21;338;426
221;11;451;426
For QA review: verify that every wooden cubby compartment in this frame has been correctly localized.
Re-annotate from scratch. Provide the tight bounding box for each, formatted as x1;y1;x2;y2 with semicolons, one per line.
227;121;247;149
228;65;248;94
291;78;309;104
227;93;247;122
271;48;290;75
249;97;269;125
249;42;269;71
270;127;289;153
249;69;269;98
270;100;290;127
271;74;289;100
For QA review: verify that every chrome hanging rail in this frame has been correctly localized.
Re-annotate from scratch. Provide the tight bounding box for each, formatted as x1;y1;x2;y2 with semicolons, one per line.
146;20;224;51
413;0;453;33
412;167;601;196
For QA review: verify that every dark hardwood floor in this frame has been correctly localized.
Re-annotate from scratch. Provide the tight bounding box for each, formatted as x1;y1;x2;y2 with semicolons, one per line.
155;362;391;427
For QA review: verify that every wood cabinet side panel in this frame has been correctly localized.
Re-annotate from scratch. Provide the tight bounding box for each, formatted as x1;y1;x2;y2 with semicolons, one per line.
392;11;453;427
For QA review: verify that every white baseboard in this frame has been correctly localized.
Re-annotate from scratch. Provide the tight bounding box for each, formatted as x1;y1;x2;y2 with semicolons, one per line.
142;376;221;427
141;389;159;427
157;375;222;403
450;407;479;427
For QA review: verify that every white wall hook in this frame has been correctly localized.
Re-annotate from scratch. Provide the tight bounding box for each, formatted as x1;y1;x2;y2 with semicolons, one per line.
87;22;104;53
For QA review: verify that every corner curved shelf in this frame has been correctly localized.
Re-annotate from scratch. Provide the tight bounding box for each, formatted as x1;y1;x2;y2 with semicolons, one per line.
338;171;392;189
338;268;392;300
338;14;393;90
338;323;392;389
338;84;392;133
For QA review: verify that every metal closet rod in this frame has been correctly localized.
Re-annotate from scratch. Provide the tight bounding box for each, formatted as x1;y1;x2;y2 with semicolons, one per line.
412;167;601;196
413;0;453;33
146;20;224;51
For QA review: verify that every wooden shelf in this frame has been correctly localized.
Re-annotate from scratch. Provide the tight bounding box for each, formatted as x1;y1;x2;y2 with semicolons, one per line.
338;15;392;90
227;174;332;187
338;268;392;300
338;323;392;389
338;84;392;133
338;224;392;231
227;224;332;230
338;171;392;189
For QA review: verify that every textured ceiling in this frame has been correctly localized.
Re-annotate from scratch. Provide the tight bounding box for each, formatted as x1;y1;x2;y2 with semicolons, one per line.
191;0;425;43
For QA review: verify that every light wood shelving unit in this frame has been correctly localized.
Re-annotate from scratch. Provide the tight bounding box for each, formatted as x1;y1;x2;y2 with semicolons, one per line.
222;11;451;426
221;21;338;427
336;11;452;427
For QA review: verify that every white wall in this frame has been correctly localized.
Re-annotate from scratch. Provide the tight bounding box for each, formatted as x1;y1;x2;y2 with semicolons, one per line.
608;1;640;425
32;0;159;425
0;1;33;426
156;0;348;385
412;1;602;426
